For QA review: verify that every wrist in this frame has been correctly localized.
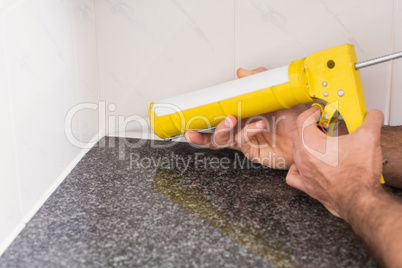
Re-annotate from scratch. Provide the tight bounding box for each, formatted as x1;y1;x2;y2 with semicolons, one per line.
341;185;387;224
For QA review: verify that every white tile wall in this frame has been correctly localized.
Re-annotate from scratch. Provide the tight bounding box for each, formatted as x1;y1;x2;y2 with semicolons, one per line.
0;0;100;254
94;0;235;133
0;14;23;251
3;0;81;215
71;0;101;142
390;0;402;126
237;0;394;124
0;0;16;11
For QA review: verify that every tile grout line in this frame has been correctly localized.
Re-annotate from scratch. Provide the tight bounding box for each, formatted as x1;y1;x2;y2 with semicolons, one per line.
69;0;84;144
92;0;105;135
387;0;398;125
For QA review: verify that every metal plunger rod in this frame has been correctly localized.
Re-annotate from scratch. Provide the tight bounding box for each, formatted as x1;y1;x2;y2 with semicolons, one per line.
355;50;402;69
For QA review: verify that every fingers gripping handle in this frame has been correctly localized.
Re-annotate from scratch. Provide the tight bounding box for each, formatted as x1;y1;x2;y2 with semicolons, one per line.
313;102;385;184
305;44;384;183
312;103;339;136
337;103;382;186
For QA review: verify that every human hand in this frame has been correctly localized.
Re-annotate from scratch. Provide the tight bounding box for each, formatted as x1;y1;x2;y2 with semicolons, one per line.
286;106;384;219
184;67;307;170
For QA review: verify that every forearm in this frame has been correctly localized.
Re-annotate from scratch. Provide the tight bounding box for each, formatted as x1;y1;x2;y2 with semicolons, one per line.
338;123;402;188
345;189;402;267
381;126;402;188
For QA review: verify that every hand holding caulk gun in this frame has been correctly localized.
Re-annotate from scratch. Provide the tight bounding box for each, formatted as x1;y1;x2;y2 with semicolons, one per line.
188;67;308;170
149;44;402;267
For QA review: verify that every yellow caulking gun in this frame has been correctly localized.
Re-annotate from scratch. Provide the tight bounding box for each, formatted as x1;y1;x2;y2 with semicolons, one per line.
149;44;402;182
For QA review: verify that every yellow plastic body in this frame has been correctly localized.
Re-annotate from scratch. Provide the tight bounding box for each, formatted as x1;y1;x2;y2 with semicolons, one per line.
149;58;313;139
304;44;367;133
149;44;367;138
302;45;383;183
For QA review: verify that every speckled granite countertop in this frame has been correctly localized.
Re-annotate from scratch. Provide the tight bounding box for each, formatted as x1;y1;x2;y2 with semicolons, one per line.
0;137;388;267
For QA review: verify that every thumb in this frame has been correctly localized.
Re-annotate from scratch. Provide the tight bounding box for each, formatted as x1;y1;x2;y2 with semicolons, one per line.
296;105;323;137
